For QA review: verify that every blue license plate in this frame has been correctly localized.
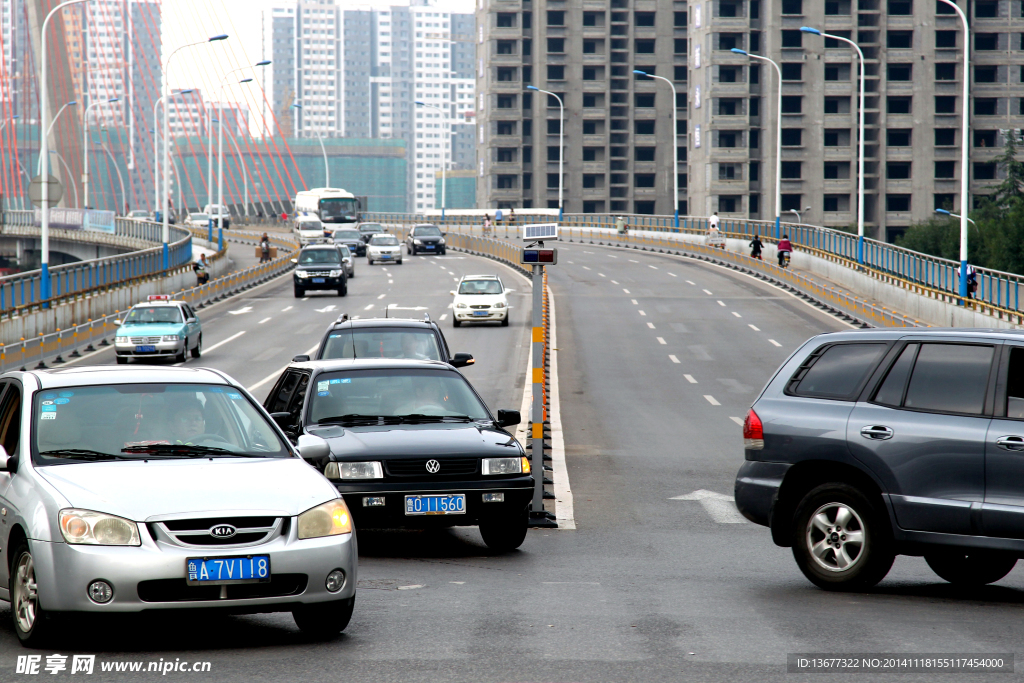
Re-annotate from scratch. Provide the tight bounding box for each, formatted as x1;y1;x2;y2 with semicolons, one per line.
186;555;270;585
135;345;156;353
473;310;488;316
405;494;466;516
312;278;325;283
425;245;435;249
381;255;392;259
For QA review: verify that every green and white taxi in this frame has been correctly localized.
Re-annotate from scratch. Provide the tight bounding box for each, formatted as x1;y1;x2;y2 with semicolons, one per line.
114;295;203;364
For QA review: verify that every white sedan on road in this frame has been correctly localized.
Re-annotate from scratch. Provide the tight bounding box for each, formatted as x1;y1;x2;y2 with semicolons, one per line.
184;213;210;229
366;234;403;265
451;274;509;327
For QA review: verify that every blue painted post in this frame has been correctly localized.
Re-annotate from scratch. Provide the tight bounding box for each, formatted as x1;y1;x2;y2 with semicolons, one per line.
218;227;224;252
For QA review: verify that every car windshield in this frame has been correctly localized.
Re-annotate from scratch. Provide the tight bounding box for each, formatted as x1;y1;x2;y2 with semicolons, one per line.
338;246;351;258
320;328;443;362
333;230;361;240
414;226;442;236
189;214;208;222
32;383;291;465
320;197;357;222
370;235;399;246
458;279;503;295
124;306;183;324
307;369;490;424
297;221;322;231
359;223;384;233
298;249;341;265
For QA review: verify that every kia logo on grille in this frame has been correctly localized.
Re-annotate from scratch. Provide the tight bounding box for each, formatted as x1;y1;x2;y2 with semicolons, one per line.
425;459;441;474
209;524;237;539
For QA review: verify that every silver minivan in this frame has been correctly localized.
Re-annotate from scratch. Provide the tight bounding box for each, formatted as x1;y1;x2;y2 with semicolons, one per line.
0;366;356;646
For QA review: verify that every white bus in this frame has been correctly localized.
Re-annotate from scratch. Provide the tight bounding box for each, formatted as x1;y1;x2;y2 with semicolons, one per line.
294;188;360;224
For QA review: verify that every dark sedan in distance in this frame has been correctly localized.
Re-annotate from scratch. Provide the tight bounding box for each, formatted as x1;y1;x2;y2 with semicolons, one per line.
332;227;366;256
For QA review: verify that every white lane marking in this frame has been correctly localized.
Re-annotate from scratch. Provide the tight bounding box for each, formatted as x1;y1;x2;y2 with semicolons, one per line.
638;310;647;316
769;339;782;347
684;374;697;384
670;490;748;524
748;324;761;331
649;265;659;270
381;268;389;272
377;294;386;299
246;343;320;393
732;311;742;318
439;313;448;320
281;306;293;312
647;322;655;329
668;272;677;277
302;297;309;301
704;395;720;406
631;299;639;305
228;306;253;316
204;331;246;353
657;337;667;345
608;255;618;258
389;280;394;285
582;266;592;271
598;273;606;278
730;416;744;426
669;355;681;363
567;260;575;264
629;259;638;263
315;304;337;313
717;300;726;306
686;280;696;285
258;317;271;324
546;284;575;530
584;251;594;254
611;280;619;285
623;288;631;294
703;289;713;295
364;304;375;310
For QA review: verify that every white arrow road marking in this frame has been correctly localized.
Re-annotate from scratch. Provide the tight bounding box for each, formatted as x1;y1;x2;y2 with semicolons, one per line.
670;490;748;524
228;306;253;315
315;305;337;313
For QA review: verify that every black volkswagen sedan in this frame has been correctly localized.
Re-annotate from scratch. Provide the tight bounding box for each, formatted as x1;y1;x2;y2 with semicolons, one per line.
332;227;366;256
405;223;446;256
264;359;531;551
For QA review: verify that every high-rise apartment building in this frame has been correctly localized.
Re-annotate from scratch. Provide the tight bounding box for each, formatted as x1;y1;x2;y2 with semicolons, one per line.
266;0;476;211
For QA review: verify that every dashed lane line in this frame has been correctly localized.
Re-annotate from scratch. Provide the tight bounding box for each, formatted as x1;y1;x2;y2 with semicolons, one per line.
647;322;655;329
598;273;606;278
377;294;387;299
638;310;647;316
582;266;592;271
703;289;713;295
732;312;742;318
769;339;782;347
439;313;448;320
730;417;744;426
668;272;677;277
669;355;680;363
684;374;697;384
686;280;696;285
704;395;720;406
281;306;293;312
649;265;658;270
631;299;639;305
611;280;620;285
364;304;375;310
623;288;631;294
204;331;246;354
749;324;761;331
258;317;271;324
657;337;667;345
717;301;726;306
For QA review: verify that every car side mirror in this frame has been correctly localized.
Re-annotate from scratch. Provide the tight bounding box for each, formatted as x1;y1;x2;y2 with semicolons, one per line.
442;232;447;237
290;258;298;264
496;409;521;428
113;319;122;325
270;411;293;429
293;354;311;362
296;434;331;460
186;317;196;324
449;290;457;296
451;352;475;368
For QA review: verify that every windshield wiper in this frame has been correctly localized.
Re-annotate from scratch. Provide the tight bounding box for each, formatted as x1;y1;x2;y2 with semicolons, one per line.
397;414;475;423
121;444;249;457
317;414;401;426
39;449;134;461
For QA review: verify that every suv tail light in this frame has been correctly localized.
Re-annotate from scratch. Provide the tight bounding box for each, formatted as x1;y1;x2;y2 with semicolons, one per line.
743;408;764;450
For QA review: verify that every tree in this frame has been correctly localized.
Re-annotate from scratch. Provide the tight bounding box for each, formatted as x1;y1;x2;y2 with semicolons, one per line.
990;129;1024;208
896;215;962;262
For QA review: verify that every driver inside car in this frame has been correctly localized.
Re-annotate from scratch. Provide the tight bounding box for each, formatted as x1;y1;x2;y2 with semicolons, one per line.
170;399;208;444
395;379;448;415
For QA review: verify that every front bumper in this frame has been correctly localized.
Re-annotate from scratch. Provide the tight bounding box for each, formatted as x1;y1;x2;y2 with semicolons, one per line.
734;460;791;527
412;242;445;253
335;477;533;528
32;530;356;614
369;251;401;261
294;274;345;290
115;339;185;358
455;308;508;322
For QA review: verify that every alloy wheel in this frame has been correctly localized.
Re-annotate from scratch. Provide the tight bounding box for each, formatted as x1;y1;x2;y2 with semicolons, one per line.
805;502;866;573
13;551;38;633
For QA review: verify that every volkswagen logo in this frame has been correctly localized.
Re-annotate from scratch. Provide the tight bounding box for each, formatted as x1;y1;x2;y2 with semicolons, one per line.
209;524;237;539
425;459;441;474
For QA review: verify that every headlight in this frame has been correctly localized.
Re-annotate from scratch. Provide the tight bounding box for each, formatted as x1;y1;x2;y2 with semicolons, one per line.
456;302;468;309
413;238;423;244
438;238;445;245
325;461;383;480
297;499;353;539
482;457;531;475
161;335;181;342
296;270;309;278
59;509;141;546
329;269;344;277
493;301;506;309
115;337;131;346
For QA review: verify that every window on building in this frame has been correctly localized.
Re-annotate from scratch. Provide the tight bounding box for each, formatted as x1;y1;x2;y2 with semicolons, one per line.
583;174;603;188
975;65;998;83
547;37;564;53
497;66;518;81
635;120;656;135
781;0;802;14
547;173;560;188
887;31;913;48
718;98;741;115
635;93;655;108
635;174;656;187
781;195;802;211
497;148;517;163
934;96;956;114
781;63;803;81
674;38;688;54
584;39;603;54
934;161;956;178
547;119;561;135
675;66;688;81
824;161;850;179
780;161;802;179
975;162;998;180
887;129;911;146
976;0;998;17
718;66;742;83
497;40;517;55
674;11;688;26
635;11;656;25
975;98;999;115
936;0;956;13
887;162;911;179
935;128;957;146
887;96;912;114
825;63;851;81
497;94;517;109
781;128;803;146
824;30;852;48
781;30;803;47
496;121;517;135
824;129;851;146
546;145;560;161
719;1;740;17
547;10;565;25
934;193;955;210
975;33;1000;50
717;33;742;50
717;131;740;147
888;0;912;13
823;194;850;212
781;96;802;113
935;30;957;48
935;63;956;80
583;120;602;134
496;175;517;189
975;130;998;147
888;64;912;81
496;13;516;27
886;195;911;212
583;11;604;26
824;96;851;114
634;201;656;214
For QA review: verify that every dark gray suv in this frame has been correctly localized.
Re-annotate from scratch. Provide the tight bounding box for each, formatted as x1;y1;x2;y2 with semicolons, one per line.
736;329;1024;591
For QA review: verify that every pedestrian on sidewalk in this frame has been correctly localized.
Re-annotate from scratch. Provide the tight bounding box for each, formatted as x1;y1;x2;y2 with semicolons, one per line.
483;214;492;235
260;233;272;263
749;233;763;260
616;215;628;235
965;264;979;300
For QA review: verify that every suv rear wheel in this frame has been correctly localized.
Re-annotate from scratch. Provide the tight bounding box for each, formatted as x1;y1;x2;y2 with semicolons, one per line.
925;552;1017;586
792;483;894;591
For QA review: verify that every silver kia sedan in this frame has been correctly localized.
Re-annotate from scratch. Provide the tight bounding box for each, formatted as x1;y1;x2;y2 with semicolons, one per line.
0;366;356;647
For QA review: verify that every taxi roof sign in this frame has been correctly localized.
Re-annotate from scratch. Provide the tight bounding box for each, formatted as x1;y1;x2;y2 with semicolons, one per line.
147;295;172;301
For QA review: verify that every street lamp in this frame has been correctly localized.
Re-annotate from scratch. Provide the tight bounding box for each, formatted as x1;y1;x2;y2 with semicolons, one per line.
415;100;451;220
97;131;126;214
37;100;76;175
935;207;977;225
163;33;229;270
291;103;329;187
789;206;812;224
40;0;93;301
633;71;680;229
217;77;255;233
527;85;564;219
732;47;782;240
152;89;193;217
212;60;268;221
802;26;865;265
83;96;118;209
48;151;79;208
217;120;250;217
937;0;971;300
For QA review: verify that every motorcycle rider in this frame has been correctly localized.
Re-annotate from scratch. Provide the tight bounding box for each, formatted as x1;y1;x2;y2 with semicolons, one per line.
749;233;764;260
777;234;793;267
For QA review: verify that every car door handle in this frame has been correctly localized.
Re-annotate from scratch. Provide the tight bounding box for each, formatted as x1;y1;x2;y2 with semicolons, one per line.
996;436;1024;451
860;425;894;440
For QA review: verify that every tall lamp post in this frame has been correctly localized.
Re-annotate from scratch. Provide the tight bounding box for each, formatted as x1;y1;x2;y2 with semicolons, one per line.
789;206;811;225
48;151;79;208
40;0;93;302
163;34;229;270
2;115;20;210
83;96;118;208
37;100;76;174
415;100;451;220
152;89;193;216
937;0;971;300
801;26;865;264
217;77;255;233
291;103;329;187
98;131;126;214
219;121;250;216
633;71;680;228
213;60;269;218
527;85;564;219
732;48;782;240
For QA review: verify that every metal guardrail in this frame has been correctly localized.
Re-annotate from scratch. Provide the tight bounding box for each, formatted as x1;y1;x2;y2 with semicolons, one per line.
0;211;193;315
364;211;1023;325
0;230;299;372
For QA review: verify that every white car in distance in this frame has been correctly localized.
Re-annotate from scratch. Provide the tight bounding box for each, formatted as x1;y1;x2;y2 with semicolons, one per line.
184;213;210;229
451;274;509;327
294;217;327;246
366;234;403;265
